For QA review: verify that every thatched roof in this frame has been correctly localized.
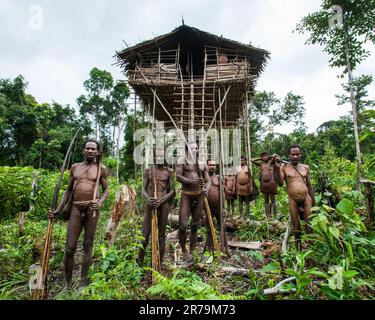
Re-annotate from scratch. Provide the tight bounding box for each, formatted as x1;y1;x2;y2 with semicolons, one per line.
114;25;270;129
115;24;270;77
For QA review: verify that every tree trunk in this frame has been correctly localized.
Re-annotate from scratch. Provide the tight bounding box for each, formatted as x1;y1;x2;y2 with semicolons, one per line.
116;121;122;183
345;34;362;190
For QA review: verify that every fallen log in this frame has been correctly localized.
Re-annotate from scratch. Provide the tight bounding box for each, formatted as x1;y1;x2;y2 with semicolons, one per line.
263;276;296;295
228;241;262;250
281;223;291;254
219;266;253;276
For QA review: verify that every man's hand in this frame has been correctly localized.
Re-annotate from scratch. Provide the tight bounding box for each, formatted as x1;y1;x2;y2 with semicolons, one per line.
193;178;205;189
273;155;282;165
202;187;208;197
149;197;161;209
91;199;102;210
48;209;57;219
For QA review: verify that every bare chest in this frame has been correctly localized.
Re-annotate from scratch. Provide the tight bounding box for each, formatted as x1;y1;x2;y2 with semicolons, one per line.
210;175;220;187
147;169;170;183
73;164;98;182
261;163;274;174
285;165;307;181
183;164;202;177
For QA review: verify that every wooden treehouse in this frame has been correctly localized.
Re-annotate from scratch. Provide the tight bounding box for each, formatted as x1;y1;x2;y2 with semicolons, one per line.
116;24;269;171
115;25;269;132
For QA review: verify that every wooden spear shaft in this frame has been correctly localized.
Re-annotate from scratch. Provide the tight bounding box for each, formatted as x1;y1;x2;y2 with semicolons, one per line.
204;197;221;255
32;128;80;300
195;160;221;256
151;172;160;283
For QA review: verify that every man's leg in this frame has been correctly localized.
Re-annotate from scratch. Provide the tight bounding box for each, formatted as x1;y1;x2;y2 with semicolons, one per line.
138;207;152;264
231;199;236;216
239;196;244;220
303;195;313;234
190;194;204;254
226;200;230;216
288;198;302;251
271;193;277;218
178;194;191;261
264;193;270;218
64;206;83;288
246;197;250;222
158;203;169;264
205;205;216;252
80;208;100;286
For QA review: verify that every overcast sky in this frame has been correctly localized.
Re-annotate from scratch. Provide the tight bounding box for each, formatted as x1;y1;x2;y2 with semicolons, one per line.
1;0;374;133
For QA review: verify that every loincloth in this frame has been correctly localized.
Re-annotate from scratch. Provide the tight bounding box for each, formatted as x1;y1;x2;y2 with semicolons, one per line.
73;200;94;211
181;190;204;196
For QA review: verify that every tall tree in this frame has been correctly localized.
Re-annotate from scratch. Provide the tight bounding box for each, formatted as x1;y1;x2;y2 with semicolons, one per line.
77;67;114;140
0;75;38;165
296;0;375;187
109;80;130;180
250;91;306;153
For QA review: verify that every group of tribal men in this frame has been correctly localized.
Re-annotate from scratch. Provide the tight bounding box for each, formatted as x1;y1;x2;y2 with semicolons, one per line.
48;139;315;289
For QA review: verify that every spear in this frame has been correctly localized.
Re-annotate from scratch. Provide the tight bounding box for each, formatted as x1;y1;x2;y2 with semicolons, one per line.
151;166;161;283
92;143;103;219
31;128;80;300
195;151;221;256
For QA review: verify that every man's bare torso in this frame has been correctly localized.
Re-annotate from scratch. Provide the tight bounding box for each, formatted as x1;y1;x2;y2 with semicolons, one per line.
224;176;235;191
207;174;220;207
236;165;250;185
283;163;309;202
145;167;171;197
260;160;277;193
178;162;206;192
72;162;103;202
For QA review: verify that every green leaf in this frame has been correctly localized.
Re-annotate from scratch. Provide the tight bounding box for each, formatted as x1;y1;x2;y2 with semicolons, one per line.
206;255;214;264
328;266;343;290
260;262;280;273
328;226;340;240
343;270;358;280
308;269;329;279
336;199;354;215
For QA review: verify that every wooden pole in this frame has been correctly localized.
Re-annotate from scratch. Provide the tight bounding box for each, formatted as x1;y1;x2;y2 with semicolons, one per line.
151;90;160;283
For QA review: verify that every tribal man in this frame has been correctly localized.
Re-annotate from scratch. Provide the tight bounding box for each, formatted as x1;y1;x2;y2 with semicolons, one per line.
251;151;278;218
48;139;109;288
205;160;230;256
176;142;209;262
235;156;253;223
224;173;236;216
275;144;315;250
137;148;175;266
